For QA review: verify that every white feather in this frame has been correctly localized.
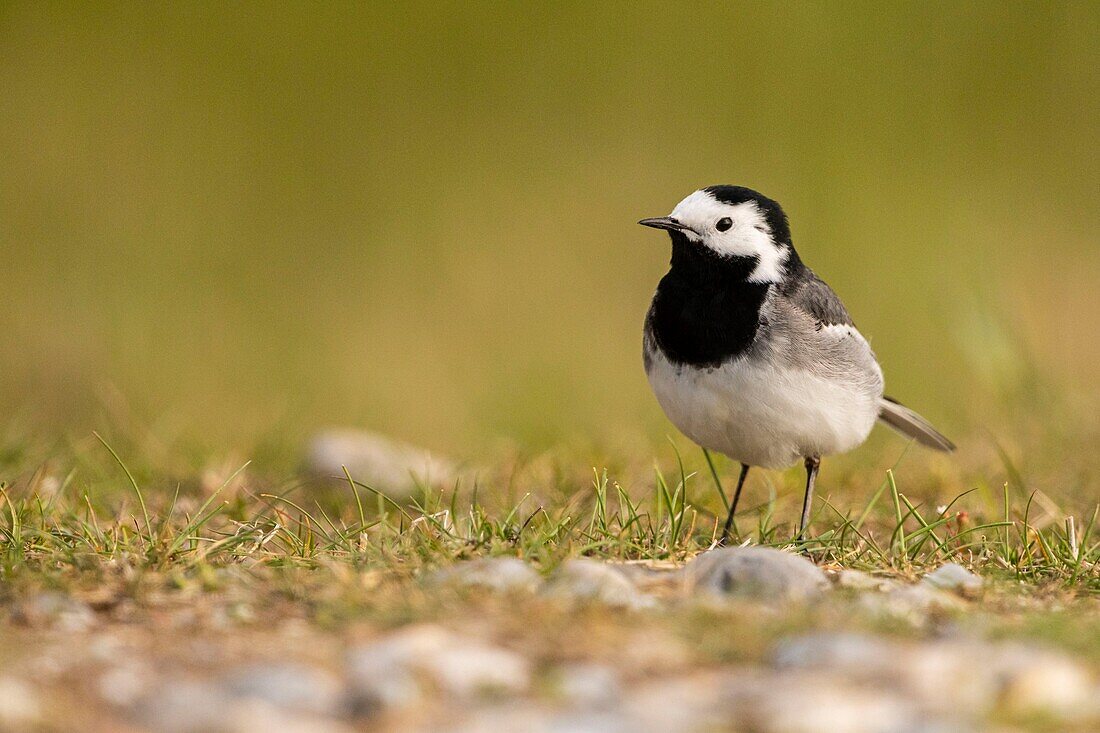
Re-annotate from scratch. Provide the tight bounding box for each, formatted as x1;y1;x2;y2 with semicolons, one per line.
667;190;788;283
645;338;882;469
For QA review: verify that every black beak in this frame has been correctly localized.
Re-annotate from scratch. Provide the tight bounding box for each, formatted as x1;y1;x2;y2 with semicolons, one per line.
638;216;691;233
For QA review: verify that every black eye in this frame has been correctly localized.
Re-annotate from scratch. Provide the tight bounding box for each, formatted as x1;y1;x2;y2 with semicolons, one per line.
715;217;733;232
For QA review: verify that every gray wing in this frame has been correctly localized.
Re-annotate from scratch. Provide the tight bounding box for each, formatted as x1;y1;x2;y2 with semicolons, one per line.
756;270;882;395
783;269;853;330
781;270;953;450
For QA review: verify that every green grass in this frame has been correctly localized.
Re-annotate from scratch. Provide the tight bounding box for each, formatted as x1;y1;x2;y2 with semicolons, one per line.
1;432;1094;595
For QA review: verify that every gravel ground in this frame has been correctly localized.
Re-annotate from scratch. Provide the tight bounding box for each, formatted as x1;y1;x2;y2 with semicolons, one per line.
2;548;1098;733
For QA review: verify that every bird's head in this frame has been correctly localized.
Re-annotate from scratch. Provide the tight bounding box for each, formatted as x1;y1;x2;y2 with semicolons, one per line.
639;185;796;283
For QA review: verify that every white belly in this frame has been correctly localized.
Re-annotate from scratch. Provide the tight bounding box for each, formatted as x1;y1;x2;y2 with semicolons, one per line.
646;347;880;469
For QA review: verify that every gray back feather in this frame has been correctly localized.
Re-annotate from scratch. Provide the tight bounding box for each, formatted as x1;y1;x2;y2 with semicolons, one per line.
783;269;853;329
751;278;883;400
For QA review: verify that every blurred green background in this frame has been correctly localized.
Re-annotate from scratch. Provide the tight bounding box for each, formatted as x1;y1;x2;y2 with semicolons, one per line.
2;2;1097;459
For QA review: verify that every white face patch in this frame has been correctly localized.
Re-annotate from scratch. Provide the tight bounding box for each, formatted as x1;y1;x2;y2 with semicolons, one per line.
668;190;788;283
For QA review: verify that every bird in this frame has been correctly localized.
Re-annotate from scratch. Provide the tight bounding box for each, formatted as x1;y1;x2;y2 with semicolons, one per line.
639;185;954;542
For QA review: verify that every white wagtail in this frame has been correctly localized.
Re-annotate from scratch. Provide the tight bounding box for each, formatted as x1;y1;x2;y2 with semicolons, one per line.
639;185;954;542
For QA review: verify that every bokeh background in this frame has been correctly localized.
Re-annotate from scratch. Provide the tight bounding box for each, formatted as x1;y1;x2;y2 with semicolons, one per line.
2;3;1097;467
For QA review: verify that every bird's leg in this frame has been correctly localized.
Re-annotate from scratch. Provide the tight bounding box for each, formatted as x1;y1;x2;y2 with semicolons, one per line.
798;456;821;540
720;463;751;545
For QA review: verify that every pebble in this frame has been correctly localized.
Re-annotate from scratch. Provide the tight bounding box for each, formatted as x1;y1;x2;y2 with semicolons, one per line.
306;429;458;500
439;705;632;733
132;679;232;733
833;569;900;592
858;584;963;622
773;632;1097;721
12;591;96;632
722;672;928;733
551;663;622;709
226;663;346;717
98;662;152;706
775;632;985;711
988;644;1098;719
223;700;355;733
685;547;829;602
543;558;656;609
346;625;531;713
624;673;729;732
920;563;982;596
134;673;353;733
428;557;542;593
0;677;42;727
614;561;683;597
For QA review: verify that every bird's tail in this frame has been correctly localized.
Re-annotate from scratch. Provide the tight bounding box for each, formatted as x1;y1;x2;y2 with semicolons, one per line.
878;396;955;452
